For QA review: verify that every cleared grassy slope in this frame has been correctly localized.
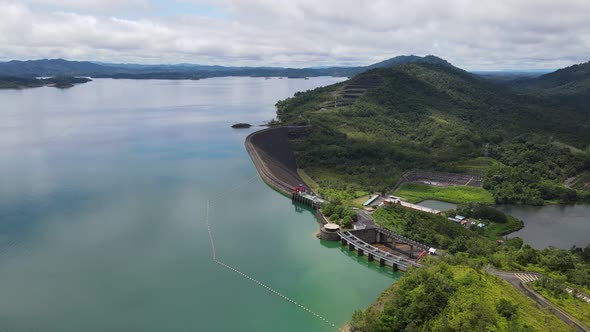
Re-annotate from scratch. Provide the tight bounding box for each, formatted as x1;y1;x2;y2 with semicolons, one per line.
394;183;495;204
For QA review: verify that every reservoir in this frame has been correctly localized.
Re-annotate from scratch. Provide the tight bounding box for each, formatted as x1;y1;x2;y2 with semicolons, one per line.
411;200;589;250
0;77;397;331
416;199;457;212
498;204;590;249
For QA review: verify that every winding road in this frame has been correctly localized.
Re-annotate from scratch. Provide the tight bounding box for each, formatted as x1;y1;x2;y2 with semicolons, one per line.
487;267;590;332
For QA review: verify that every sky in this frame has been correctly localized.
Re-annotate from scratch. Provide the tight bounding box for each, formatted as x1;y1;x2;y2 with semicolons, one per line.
0;0;589;70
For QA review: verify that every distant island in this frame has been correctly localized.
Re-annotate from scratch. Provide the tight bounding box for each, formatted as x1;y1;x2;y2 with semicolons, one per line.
0;76;91;89
231;123;252;129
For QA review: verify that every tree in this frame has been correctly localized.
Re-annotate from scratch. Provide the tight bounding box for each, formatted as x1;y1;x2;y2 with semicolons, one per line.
515;245;538;265
584;243;590;262
342;215;353;228
543;248;575;272
497;299;518;319
329;213;340;223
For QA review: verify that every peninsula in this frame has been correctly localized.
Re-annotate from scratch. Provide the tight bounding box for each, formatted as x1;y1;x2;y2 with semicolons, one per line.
0;76;91;89
246;56;590;331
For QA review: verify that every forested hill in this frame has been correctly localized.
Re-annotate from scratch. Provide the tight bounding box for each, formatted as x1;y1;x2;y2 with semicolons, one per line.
0;59;113;77
365;54;453;70
510;60;590;96
279;62;590;144
275;61;590;204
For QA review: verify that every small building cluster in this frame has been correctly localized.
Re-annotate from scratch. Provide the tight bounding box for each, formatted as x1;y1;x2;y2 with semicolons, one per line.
448;215;486;229
361;194;488;230
292;184;325;209
363;195;380;207
360;194;443;215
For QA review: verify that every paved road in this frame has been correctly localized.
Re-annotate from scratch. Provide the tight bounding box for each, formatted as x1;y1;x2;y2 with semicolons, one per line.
487;268;589;332
513;272;541;283
509;272;590;304
355;210;376;228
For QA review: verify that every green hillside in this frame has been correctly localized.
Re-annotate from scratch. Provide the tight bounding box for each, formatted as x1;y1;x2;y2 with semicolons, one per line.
276;62;590;204
350;263;575;332
350;204;590;332
512;60;590;96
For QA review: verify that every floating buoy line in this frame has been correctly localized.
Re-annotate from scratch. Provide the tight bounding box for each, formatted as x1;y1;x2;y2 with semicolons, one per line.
204;176;341;331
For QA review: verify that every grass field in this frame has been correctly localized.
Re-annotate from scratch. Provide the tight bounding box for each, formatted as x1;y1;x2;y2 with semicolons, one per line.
394;183;495;204
352;194;373;206
297;168;320;192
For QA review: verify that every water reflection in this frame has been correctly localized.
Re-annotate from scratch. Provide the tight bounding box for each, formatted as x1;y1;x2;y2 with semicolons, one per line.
337;246;399;278
292;201;311;214
499;204;590;249
0;77;398;332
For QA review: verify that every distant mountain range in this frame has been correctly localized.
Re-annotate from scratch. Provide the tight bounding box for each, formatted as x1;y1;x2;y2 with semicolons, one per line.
0;59;110;77
2;55;589;98
0;55;454;79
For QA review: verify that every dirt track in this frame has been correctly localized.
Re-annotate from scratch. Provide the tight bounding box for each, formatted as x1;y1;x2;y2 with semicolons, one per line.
245;126;308;196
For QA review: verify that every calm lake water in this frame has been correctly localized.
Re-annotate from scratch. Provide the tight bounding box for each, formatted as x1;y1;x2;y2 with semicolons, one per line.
417;200;457;211
0;77;398;331
498;204;590;249
415;199;589;250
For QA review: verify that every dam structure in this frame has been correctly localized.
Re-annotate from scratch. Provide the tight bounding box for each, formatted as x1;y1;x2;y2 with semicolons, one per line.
246;126;426;272
339;230;423;272
245;126;311;196
317;210;426;272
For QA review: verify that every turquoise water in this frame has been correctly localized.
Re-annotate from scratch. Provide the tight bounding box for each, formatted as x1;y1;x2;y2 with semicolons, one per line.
0;77;398;331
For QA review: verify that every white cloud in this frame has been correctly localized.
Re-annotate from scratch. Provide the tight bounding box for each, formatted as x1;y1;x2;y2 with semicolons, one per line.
0;0;589;70
20;0;150;12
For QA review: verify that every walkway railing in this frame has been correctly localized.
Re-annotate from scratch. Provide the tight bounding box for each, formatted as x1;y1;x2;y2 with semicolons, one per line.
375;226;430;251
339;231;422;271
